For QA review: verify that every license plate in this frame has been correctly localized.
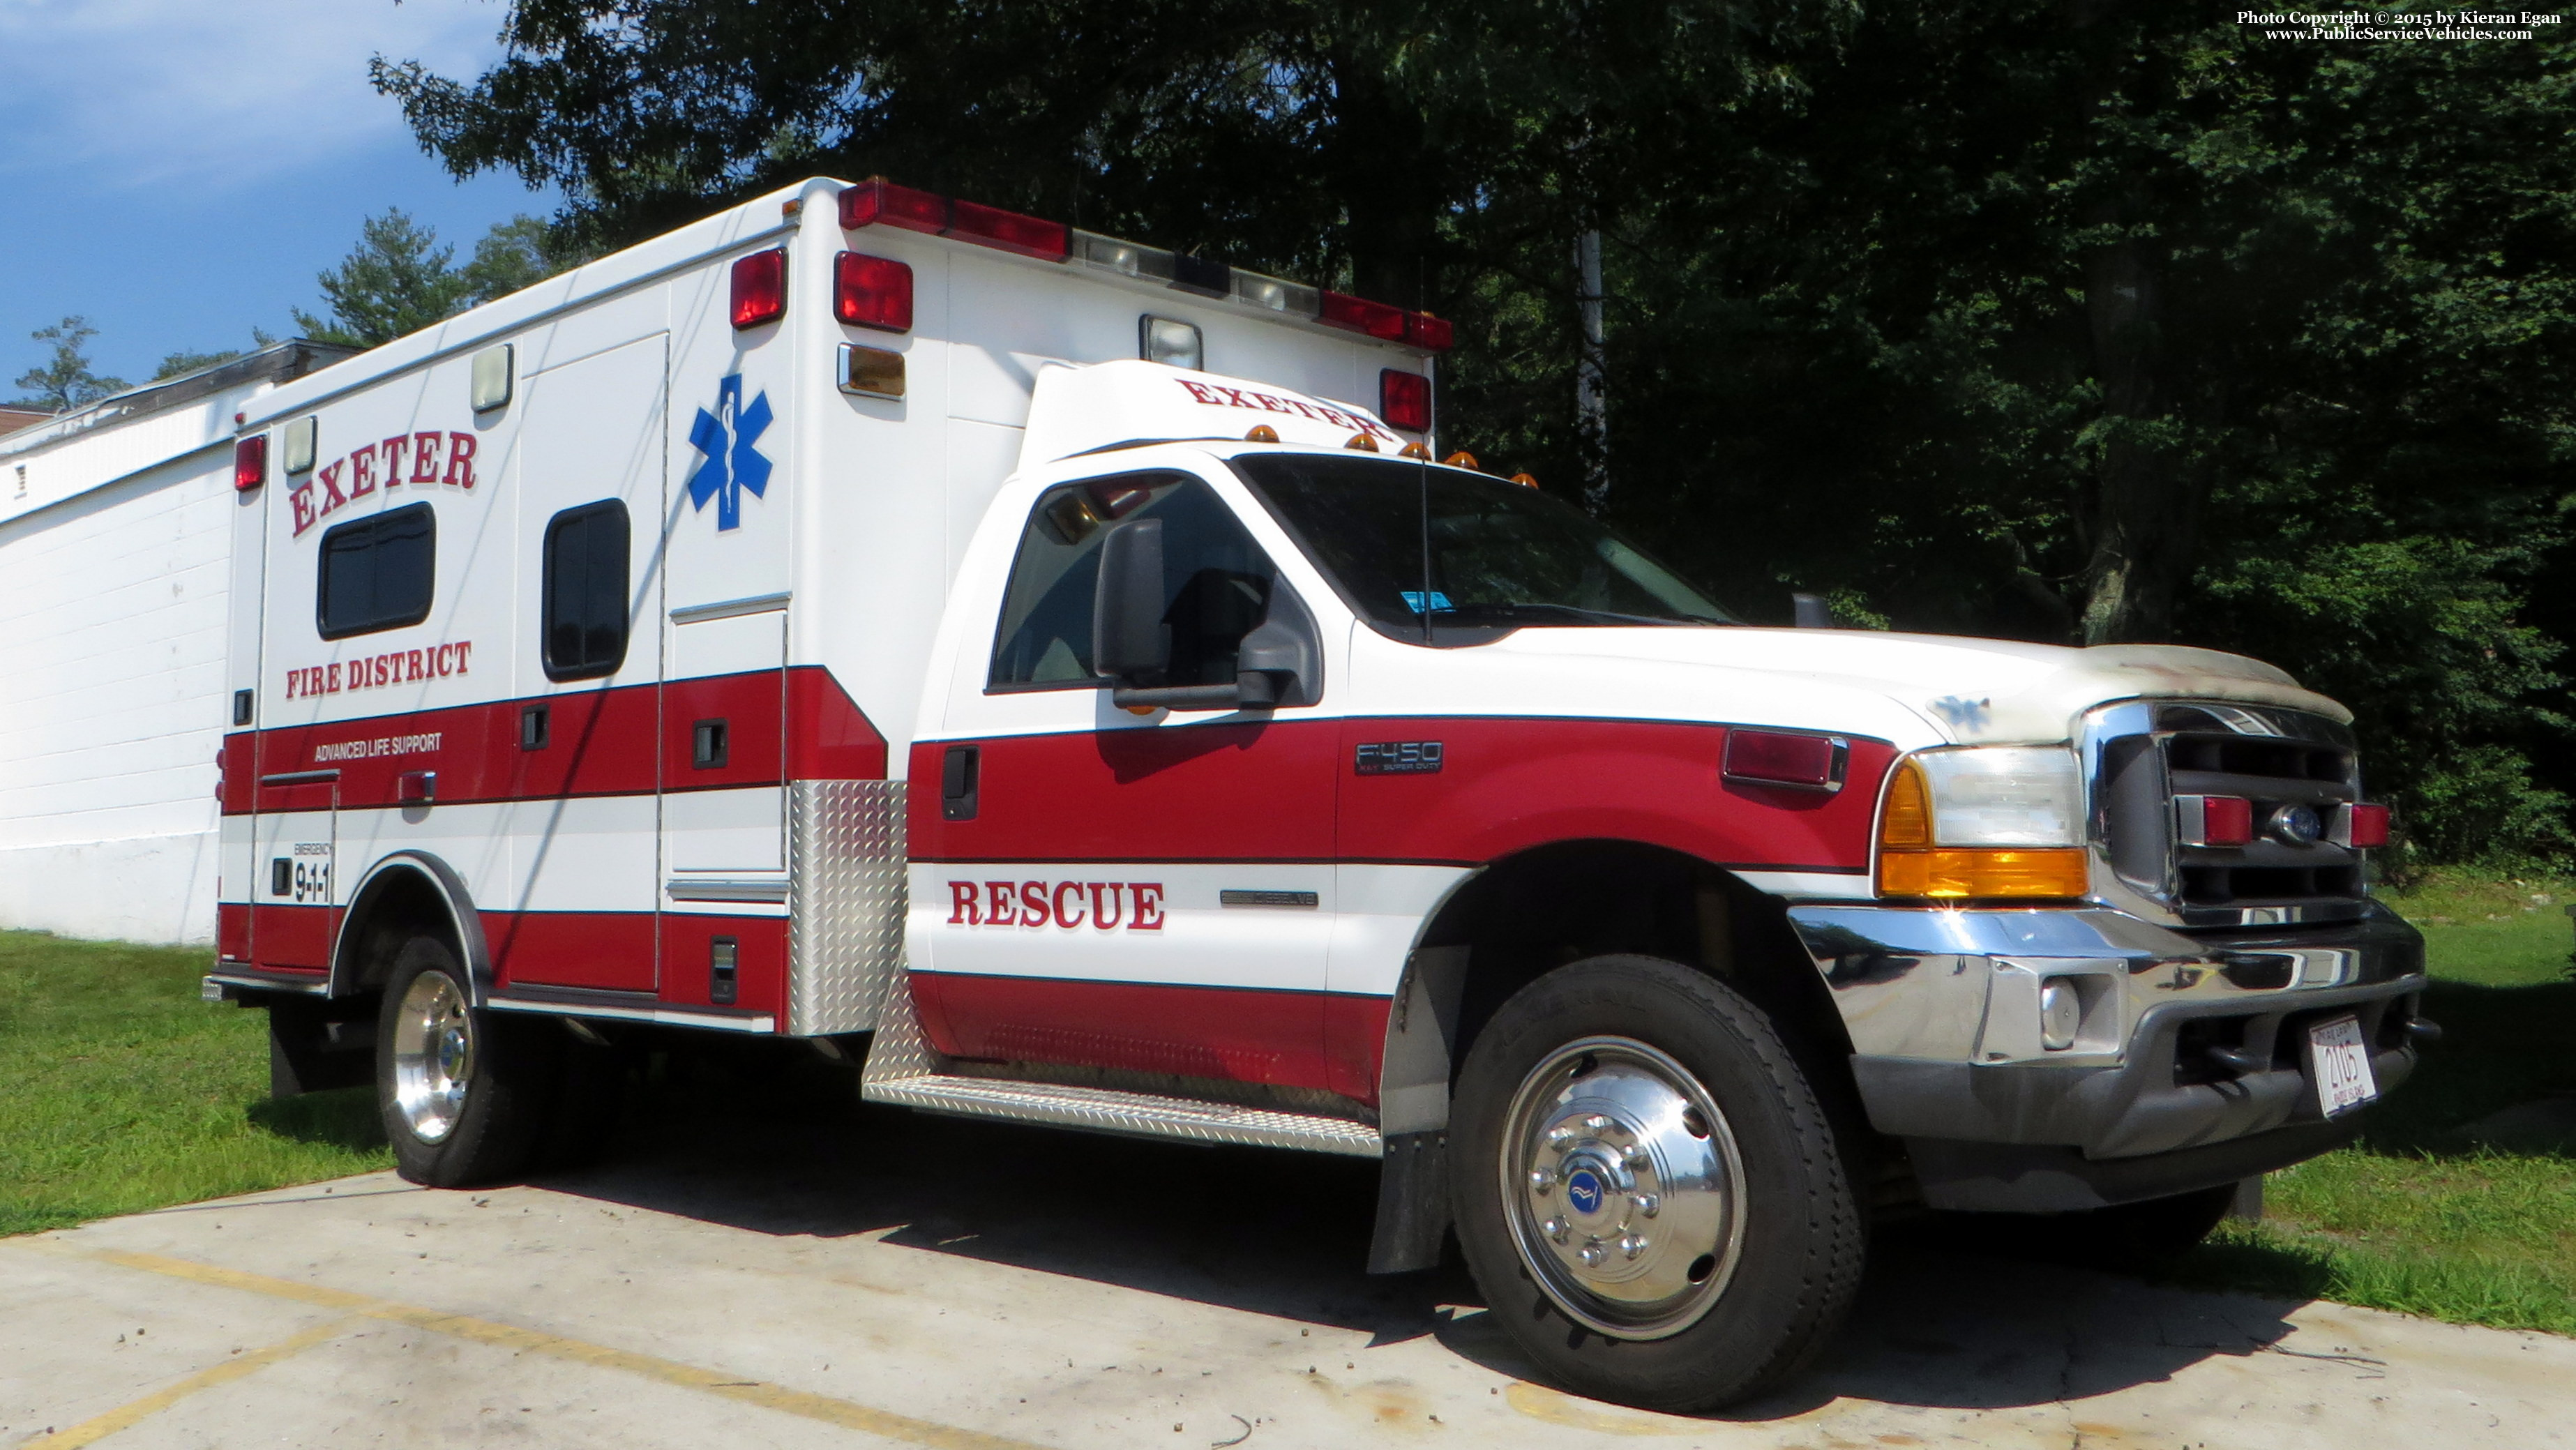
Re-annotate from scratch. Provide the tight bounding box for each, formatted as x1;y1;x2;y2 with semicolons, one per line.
2307;1014;2378;1116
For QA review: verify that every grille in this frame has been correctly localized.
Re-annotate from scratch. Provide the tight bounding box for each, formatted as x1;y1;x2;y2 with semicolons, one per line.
2098;704;2365;923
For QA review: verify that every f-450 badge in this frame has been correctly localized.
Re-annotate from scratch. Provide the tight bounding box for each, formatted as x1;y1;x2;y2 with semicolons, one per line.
686;374;774;530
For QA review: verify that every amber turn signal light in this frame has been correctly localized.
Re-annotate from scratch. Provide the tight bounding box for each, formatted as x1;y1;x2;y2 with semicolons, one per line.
1876;759;2089;900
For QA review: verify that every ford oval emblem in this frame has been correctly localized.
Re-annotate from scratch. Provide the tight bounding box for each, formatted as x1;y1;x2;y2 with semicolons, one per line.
1565;1170;1603;1214
2268;803;2325;846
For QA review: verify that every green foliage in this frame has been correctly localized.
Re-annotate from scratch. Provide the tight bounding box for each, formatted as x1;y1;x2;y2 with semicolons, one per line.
152;348;244;381
375;0;2576;864
0;931;387;1237
294;210;585;349
9;315;126;411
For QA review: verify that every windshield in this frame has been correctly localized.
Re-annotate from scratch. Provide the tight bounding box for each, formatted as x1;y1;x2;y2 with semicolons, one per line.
1232;454;1733;639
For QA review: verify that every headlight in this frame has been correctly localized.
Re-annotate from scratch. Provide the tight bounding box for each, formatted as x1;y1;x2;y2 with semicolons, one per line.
1878;746;2089;900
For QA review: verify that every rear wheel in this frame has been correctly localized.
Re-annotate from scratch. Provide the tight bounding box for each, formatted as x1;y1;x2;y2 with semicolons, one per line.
376;936;555;1186
1452;955;1863;1412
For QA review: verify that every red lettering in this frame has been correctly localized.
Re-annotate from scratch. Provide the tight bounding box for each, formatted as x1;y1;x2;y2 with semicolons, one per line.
407;649;424;681
349;445;377;498
1214;386;1256;409
283;671;298;700
453;641;471;674
377;655;393;686
1283;400;1325;421
325;663;342;693
1251;392;1292;414
435;644;452;677
948;881;982;925
1130;882;1166;930
1019;880;1048;928
289;485;317;535
379;435;409;485
409;432;443;483
1051;881;1086;929
444;432;478;488
984;882;1018;926
1087;882;1124;929
1176;379;1221;405
317;460;348;513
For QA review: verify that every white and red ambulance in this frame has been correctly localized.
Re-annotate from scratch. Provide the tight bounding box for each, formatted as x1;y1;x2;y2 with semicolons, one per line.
207;175;2430;1410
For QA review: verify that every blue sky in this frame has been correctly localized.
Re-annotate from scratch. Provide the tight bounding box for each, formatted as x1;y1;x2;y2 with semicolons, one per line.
0;0;562;395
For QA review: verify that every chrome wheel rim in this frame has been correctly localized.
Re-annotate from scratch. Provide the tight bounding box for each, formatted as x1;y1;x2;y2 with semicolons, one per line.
1500;1034;1748;1338
390;969;471;1143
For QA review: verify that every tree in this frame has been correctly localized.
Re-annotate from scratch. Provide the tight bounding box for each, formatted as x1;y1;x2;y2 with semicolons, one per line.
375;1;2576;863
295;210;587;349
10;316;127;411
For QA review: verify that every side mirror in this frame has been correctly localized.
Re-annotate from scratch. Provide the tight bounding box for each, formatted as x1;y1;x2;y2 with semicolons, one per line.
1791;591;1834;629
1233;581;1323;708
1093;518;1169;684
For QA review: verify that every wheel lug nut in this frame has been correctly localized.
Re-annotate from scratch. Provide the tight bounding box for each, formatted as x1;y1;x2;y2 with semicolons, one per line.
1620;1144;1649;1167
1620;1234;1648;1260
1543;1217;1569;1242
1633;1193;1660;1217
1578;1241;1606;1266
1581;1114;1611;1133
1528;1168;1555;1193
1546;1125;1577;1147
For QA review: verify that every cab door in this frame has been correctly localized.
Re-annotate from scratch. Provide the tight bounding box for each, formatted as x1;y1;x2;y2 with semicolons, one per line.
910;468;1341;1090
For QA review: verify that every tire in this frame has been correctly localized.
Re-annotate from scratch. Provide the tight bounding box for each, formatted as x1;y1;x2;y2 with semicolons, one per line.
1451;954;1864;1412
375;935;557;1187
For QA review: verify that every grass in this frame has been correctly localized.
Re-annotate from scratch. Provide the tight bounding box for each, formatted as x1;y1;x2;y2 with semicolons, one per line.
1;875;2570;1341
2156;868;2576;1334
0;931;387;1238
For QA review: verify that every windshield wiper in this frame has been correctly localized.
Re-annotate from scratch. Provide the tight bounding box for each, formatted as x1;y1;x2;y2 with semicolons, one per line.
1435;602;1718;627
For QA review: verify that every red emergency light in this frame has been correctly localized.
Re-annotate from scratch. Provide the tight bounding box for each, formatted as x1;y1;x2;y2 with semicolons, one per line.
233;434;266;492
1404;313;1454;351
840;178;949;235
1380;370;1431;433
835;252;914;332
949;199;1071;261
2335;801;2390;849
1320;290;1407;342
2175;794;2255;847
730;248;788;329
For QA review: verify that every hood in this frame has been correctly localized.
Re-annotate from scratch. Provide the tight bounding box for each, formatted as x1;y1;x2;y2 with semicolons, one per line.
1481;626;2347;744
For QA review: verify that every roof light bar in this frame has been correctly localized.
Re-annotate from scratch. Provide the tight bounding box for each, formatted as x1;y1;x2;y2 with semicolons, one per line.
949;198;1070;260
840;178;948;234
845;184;1452;352
1320;290;1407;342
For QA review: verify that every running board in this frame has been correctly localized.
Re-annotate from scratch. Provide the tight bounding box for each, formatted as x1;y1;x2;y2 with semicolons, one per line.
860;1001;1381;1158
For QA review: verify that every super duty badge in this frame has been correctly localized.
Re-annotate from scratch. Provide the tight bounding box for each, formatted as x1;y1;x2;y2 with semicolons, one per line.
1356;740;1444;775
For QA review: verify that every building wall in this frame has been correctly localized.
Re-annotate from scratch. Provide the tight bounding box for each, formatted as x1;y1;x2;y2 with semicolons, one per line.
0;439;236;944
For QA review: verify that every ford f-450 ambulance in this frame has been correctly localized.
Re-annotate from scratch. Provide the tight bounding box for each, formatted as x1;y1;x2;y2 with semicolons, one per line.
207;176;2430;1411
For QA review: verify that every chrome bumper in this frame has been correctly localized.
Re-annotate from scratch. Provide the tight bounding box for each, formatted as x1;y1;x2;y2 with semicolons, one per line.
1788;901;2427;1211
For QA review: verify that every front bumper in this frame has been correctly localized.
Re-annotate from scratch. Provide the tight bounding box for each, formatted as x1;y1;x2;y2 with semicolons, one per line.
1788;901;2426;1212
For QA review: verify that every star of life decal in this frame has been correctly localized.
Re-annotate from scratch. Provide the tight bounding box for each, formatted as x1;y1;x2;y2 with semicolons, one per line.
686;374;774;531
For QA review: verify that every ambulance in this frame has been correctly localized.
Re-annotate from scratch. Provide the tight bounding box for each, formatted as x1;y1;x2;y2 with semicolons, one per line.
206;175;2431;1410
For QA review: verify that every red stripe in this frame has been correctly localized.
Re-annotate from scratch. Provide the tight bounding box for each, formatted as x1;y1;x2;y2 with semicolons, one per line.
908;718;1340;863
912;716;1888;871
250;903;334;969
227;665;884;815
913;972;1349;1096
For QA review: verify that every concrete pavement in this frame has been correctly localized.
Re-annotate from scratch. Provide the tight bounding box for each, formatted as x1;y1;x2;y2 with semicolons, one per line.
3;1068;2570;1449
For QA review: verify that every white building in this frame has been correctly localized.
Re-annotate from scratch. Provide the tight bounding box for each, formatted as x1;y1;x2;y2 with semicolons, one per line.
0;342;349;944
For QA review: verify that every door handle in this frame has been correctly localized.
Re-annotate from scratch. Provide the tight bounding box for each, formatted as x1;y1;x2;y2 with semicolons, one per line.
942;745;979;822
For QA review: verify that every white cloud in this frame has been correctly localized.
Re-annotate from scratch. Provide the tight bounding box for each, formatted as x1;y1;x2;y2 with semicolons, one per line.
0;0;516;192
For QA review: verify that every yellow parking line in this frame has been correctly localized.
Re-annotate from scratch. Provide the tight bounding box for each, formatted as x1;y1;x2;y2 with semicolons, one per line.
24;1317;357;1449
67;1247;1050;1450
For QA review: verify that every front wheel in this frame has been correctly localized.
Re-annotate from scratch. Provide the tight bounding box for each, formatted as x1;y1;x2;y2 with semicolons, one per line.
1452;955;1864;1412
376;936;555;1186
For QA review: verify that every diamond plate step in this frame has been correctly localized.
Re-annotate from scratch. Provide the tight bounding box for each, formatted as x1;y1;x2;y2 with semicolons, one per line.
863;1071;1384;1157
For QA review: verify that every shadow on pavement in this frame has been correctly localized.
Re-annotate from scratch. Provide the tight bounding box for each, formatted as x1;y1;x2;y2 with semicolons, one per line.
541;1044;2316;1419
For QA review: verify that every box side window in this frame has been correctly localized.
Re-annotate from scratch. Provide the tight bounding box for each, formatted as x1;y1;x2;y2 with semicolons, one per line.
542;499;632;681
317;501;436;640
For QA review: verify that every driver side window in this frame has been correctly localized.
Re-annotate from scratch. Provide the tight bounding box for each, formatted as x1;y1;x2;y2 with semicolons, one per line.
988;473;1276;690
